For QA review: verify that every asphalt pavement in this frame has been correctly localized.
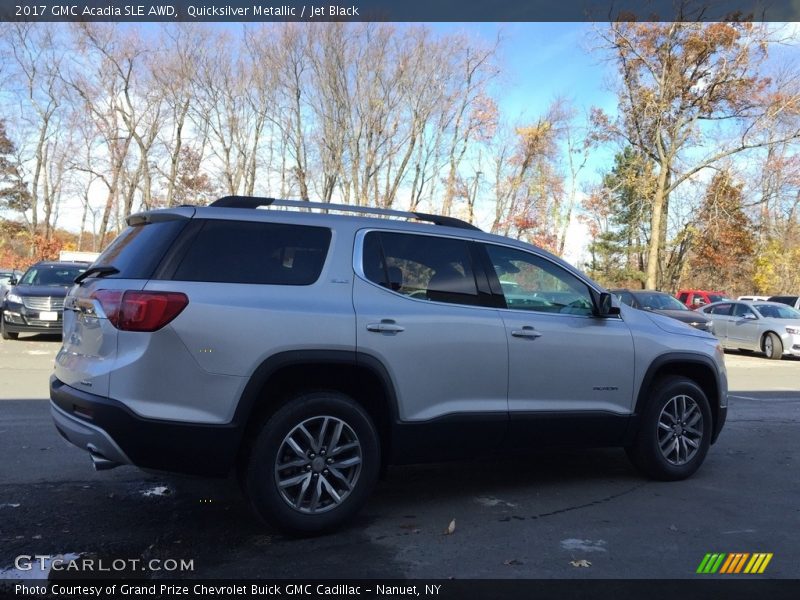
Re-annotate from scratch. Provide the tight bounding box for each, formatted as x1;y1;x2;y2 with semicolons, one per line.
0;334;798;579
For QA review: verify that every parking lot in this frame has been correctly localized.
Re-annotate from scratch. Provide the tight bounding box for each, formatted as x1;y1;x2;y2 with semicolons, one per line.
0;334;798;579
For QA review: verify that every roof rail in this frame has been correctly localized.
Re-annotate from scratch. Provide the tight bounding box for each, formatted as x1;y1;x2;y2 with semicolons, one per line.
208;196;482;231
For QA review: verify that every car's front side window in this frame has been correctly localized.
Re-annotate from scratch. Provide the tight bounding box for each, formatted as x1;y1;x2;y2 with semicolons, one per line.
485;244;594;316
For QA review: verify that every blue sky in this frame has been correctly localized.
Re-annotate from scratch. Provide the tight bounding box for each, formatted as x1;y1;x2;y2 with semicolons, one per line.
430;22;617;121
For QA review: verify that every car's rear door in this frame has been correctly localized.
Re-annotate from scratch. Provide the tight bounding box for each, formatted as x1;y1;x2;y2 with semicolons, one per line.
703;302;734;345
353;230;509;460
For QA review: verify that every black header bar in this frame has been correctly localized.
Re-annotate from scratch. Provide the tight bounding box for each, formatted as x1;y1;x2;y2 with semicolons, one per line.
2;1;798;23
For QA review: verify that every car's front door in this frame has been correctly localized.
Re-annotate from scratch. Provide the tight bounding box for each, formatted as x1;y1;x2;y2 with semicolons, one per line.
478;243;635;447
728;303;761;350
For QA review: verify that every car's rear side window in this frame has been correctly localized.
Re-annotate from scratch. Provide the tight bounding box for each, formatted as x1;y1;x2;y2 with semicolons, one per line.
362;231;481;306
707;303;733;316
95;219;189;279
172;220;331;285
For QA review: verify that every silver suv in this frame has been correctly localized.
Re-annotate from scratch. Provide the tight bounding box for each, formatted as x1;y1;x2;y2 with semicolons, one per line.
51;197;728;534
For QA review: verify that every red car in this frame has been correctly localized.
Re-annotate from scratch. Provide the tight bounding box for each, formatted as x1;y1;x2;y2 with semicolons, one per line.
676;289;730;309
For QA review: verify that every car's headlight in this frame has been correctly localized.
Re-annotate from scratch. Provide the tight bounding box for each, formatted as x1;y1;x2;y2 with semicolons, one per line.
6;293;22;304
786;326;800;335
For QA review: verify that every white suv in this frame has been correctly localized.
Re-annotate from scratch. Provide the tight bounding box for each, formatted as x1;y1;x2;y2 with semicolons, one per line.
51;197;728;534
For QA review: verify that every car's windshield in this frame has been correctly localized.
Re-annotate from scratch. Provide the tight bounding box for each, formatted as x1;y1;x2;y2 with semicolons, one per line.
634;292;688;311
709;293;729;303
19;265;85;286
754;304;800;319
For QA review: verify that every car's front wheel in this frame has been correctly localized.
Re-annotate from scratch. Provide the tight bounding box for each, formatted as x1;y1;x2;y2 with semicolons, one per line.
763;332;783;360
626;376;712;481
244;391;380;535
1;319;18;340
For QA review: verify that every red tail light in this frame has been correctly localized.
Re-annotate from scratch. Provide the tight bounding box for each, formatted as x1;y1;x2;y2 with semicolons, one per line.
92;290;188;332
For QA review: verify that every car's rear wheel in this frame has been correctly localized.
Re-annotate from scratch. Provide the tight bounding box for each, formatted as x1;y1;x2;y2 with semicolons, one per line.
1;320;18;340
626;376;712;481
762;332;783;360
244;391;380;535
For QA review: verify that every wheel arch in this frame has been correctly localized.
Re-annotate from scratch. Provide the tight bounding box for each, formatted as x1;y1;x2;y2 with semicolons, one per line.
631;352;724;444
232;350;398;468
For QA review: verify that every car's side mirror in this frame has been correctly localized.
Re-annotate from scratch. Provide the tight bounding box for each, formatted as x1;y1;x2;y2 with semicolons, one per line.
595;292;621;317
743;313;757;320
8;276;17;286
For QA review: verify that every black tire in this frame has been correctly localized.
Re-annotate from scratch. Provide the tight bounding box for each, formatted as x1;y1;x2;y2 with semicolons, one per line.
762;332;783;360
626;376;712;481
244;391;380;535
1;319;18;340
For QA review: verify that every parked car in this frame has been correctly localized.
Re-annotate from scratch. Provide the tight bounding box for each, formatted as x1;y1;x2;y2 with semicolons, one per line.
51;196;728;534
768;295;800;310
0;269;23;301
738;295;771;302
698;300;800;360
1;261;89;340
677;289;730;309
611;289;713;332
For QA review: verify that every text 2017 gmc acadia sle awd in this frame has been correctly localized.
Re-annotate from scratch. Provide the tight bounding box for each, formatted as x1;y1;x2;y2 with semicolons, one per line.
51;197;727;534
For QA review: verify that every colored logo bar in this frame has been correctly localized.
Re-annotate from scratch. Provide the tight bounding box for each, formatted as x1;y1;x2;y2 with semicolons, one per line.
697;553;773;574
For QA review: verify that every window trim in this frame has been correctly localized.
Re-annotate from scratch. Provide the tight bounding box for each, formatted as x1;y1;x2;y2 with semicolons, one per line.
475;240;617;320
157;218;334;286
354;229;614;319
353;228;494;310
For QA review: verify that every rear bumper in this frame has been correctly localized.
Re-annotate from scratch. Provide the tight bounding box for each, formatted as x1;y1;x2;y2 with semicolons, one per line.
50;376;241;477
52;401;131;466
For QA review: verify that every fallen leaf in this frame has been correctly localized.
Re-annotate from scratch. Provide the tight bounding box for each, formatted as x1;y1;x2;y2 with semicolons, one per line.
669;524;678;532
443;519;456;535
570;559;592;568
504;559;524;566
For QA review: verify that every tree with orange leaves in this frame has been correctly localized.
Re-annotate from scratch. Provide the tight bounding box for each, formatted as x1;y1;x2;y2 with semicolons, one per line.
595;22;800;289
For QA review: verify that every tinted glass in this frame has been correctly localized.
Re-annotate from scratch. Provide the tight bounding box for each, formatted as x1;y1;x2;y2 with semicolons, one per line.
20;264;86;286
173;220;331;285
706;303;733;316
362;231;480;306
708;294;728;303
678;293;689;303
486;244;594;316
768;296;799;306
97;219;189;279
616;291;636;307
754;304;800;319
733;303;755;318
633;292;688;311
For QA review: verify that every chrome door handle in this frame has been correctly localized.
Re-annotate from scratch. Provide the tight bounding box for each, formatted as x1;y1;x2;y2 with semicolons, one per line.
511;326;542;339
367;320;405;334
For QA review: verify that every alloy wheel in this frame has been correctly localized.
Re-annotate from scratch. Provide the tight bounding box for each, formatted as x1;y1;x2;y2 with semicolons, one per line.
274;416;363;514
657;395;703;466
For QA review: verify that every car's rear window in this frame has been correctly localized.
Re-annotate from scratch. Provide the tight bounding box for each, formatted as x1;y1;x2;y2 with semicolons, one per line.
172;220;331;285
95;219;189;279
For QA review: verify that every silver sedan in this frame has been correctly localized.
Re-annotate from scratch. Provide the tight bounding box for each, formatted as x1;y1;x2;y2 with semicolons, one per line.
699;300;800;360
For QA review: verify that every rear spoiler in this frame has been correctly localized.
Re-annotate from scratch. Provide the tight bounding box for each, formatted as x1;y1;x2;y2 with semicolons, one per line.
126;206;196;226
